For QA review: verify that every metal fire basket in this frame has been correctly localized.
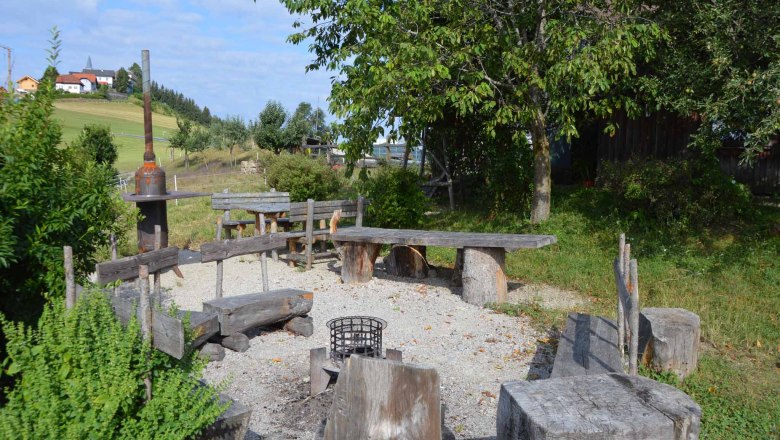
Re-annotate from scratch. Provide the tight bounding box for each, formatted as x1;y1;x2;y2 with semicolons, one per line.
326;316;387;364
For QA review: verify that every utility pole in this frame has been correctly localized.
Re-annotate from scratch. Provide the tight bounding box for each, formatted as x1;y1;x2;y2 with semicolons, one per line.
0;44;11;97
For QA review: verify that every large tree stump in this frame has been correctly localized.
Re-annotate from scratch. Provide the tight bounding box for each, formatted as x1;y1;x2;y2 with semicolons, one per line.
639;308;701;379
324;356;441;440
497;373;701;440
383;245;428;278
462;247;507;306
339;242;382;283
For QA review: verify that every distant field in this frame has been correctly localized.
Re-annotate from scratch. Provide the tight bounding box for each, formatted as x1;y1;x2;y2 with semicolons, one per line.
53;100;179;172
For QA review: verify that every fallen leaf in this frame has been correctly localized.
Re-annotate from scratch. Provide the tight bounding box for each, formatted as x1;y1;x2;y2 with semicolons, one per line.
463;333;475;339
485;337;499;343
271;358;282;363
755;340;762;348
478;347;486;353
481;391;496;399
424;325;432;331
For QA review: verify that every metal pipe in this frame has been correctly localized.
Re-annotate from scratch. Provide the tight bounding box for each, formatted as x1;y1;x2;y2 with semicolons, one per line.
142;49;154;162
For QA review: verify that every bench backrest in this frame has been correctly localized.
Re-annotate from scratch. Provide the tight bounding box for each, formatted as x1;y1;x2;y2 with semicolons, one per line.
288;198;366;224
95;247;179;285
211;191;291;217
200;234;286;263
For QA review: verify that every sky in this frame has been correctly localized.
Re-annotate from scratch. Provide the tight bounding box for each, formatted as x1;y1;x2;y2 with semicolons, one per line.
0;0;334;122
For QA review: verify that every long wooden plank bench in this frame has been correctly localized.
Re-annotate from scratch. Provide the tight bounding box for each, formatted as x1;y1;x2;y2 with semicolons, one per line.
330;227;556;306
211;191;291;238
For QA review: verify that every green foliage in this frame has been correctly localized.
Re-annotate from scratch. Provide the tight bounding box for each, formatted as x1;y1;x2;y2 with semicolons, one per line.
115;67;130;94
253;100;288;153
45;26;61;68
0;289;226;439
39;66;58;86
358;167;428;228
69;124;118;168
0;84;132;323
267;153;342;202
597;158;752;229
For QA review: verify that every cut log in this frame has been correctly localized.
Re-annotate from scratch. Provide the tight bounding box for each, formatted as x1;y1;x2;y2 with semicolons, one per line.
212;333;250;353
203;289;314;335
284;315;314;337
551;313;623;378
383;245;428;278
199;343;225;362
461;247;507;306
178;310;220;348
497;373;701;440
324;356;441;440
196;392;252;440
639;308;700;379
339;242;382;283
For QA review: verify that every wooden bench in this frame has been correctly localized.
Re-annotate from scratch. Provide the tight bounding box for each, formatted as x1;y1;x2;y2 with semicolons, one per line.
285;197;366;270
330;227;556;306
211;191;291;239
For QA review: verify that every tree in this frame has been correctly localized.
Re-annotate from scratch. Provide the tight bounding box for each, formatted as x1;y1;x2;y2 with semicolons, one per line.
309;107;329;140
284;102;313;148
115;67;130;93
129;62;142;94
282;0;661;222
221;116;249;166
253;100;288;154
169;118;193;167
39;66;58;85
69;124;118;170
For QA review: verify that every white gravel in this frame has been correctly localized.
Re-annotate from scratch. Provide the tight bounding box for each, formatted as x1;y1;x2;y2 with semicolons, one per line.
160;252;551;439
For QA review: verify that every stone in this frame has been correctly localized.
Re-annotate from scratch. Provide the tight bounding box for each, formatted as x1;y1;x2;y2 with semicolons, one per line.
284;315;314;337
199;343;225;362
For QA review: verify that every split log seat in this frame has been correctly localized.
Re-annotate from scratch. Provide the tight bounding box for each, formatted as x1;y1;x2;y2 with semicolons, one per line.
497;373;701;440
330;227;556;306
639;308;701;379
551;312;623;378
203;289;314;335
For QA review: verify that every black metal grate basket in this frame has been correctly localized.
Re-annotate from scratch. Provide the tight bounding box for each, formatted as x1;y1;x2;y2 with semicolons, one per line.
326;316;387;364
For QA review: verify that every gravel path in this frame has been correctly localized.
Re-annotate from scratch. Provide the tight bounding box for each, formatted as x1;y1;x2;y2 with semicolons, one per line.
160;252;554;440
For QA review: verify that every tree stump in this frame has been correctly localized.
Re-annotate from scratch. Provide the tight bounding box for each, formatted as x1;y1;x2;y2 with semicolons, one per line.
324;356;441;440
461;247;507;306
340;242;382;283
497;373;701;440
383;245;428;278
639;308;701;379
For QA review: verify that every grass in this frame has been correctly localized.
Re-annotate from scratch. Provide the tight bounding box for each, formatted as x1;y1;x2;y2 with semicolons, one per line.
53;100;179;172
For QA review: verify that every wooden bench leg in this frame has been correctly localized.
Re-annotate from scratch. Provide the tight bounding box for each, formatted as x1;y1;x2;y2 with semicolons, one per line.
287;238;297;268
461;246;507;306
340;242;381;283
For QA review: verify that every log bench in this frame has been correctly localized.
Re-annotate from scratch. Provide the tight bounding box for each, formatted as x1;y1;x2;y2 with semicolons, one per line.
330;227;556;306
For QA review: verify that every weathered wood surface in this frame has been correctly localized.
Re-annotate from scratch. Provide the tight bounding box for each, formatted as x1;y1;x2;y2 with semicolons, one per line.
386;348;403;362
212;332;250;353
497;373;701;440
551;313;623;378
211;191;290;211
288;199;366;222
310;347;331;396
639;308;701;379
383;245;428;278
178;310;220;348
203;289;314;335
462;247;507;306
284;315;314;337
324;356;441;440
200;235;286;263
332;227;556;251
196;391;252;440
340;242;382;284
111;290;186;360
199;343;225;362
95;247;179;285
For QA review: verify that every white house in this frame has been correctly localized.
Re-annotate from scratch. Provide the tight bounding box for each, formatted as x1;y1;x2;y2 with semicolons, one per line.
82;69;115;87
55;75;84;94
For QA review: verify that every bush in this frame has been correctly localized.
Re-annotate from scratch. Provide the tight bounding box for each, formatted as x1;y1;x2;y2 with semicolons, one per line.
597;158;752;228
69;124;118;168
266;153;342;201
0;289;226;438
359;166;429;228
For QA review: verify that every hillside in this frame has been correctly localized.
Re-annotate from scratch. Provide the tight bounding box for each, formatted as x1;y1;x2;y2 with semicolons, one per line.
53;100;180;172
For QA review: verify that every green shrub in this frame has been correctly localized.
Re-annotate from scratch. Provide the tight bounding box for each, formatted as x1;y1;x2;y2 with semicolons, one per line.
359;166;429;228
69;124;118;168
0;289;226;439
597;158;752;229
266;153;342;201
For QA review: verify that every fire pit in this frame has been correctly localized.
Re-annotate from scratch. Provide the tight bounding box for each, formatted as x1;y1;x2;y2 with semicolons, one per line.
326;316;387;364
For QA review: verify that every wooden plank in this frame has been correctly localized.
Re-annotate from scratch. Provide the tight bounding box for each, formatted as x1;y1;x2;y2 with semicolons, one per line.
211;192;290;210
332;227;556;251
111;291;186;360
551;313;623;378
200;235;286;262
234;202;291;213
497;373;701;439
310;347;330;396
305;199;315;270
203;289;314;335
178;310;220;348
96;247;179;285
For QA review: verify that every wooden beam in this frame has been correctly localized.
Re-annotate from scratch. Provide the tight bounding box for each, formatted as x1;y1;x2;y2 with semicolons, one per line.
203;289;314;335
95;247;179;285
200;235;285;263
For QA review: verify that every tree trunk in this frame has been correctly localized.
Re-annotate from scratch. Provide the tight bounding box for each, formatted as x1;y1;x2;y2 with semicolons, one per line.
529;107;551;224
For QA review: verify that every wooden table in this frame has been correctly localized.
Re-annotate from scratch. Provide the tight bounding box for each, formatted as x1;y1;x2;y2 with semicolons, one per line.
236;202;291;262
330;227;556;306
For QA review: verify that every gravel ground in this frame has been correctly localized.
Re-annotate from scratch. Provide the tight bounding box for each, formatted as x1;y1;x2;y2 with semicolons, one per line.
160;252;557;440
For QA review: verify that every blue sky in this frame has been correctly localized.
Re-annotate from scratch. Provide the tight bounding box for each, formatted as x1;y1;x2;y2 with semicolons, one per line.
0;0;333;122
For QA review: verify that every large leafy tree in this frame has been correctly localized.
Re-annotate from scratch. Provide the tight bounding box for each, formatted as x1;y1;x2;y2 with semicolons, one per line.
254;100;289;153
282;0;661;222
115;67;130;93
285;102;314;148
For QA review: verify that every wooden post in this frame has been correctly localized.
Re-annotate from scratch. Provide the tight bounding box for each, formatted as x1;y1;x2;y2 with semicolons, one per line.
215;217;224;298
356;196;364;227
139;264;153;402
153;225;162;306
64;246;76;309
617;234;626;357
462;247;507;306
271;215;279;262
340;242;382;283
260;214;269;292
310;347;330;396
319;219;327;253
629;259;640;376
622;242;631;354
110;233;117;260
305;199;314;270
174;175;178;206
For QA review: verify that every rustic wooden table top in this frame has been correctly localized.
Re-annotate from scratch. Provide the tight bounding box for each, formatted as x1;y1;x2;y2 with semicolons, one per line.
330;227;556;251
